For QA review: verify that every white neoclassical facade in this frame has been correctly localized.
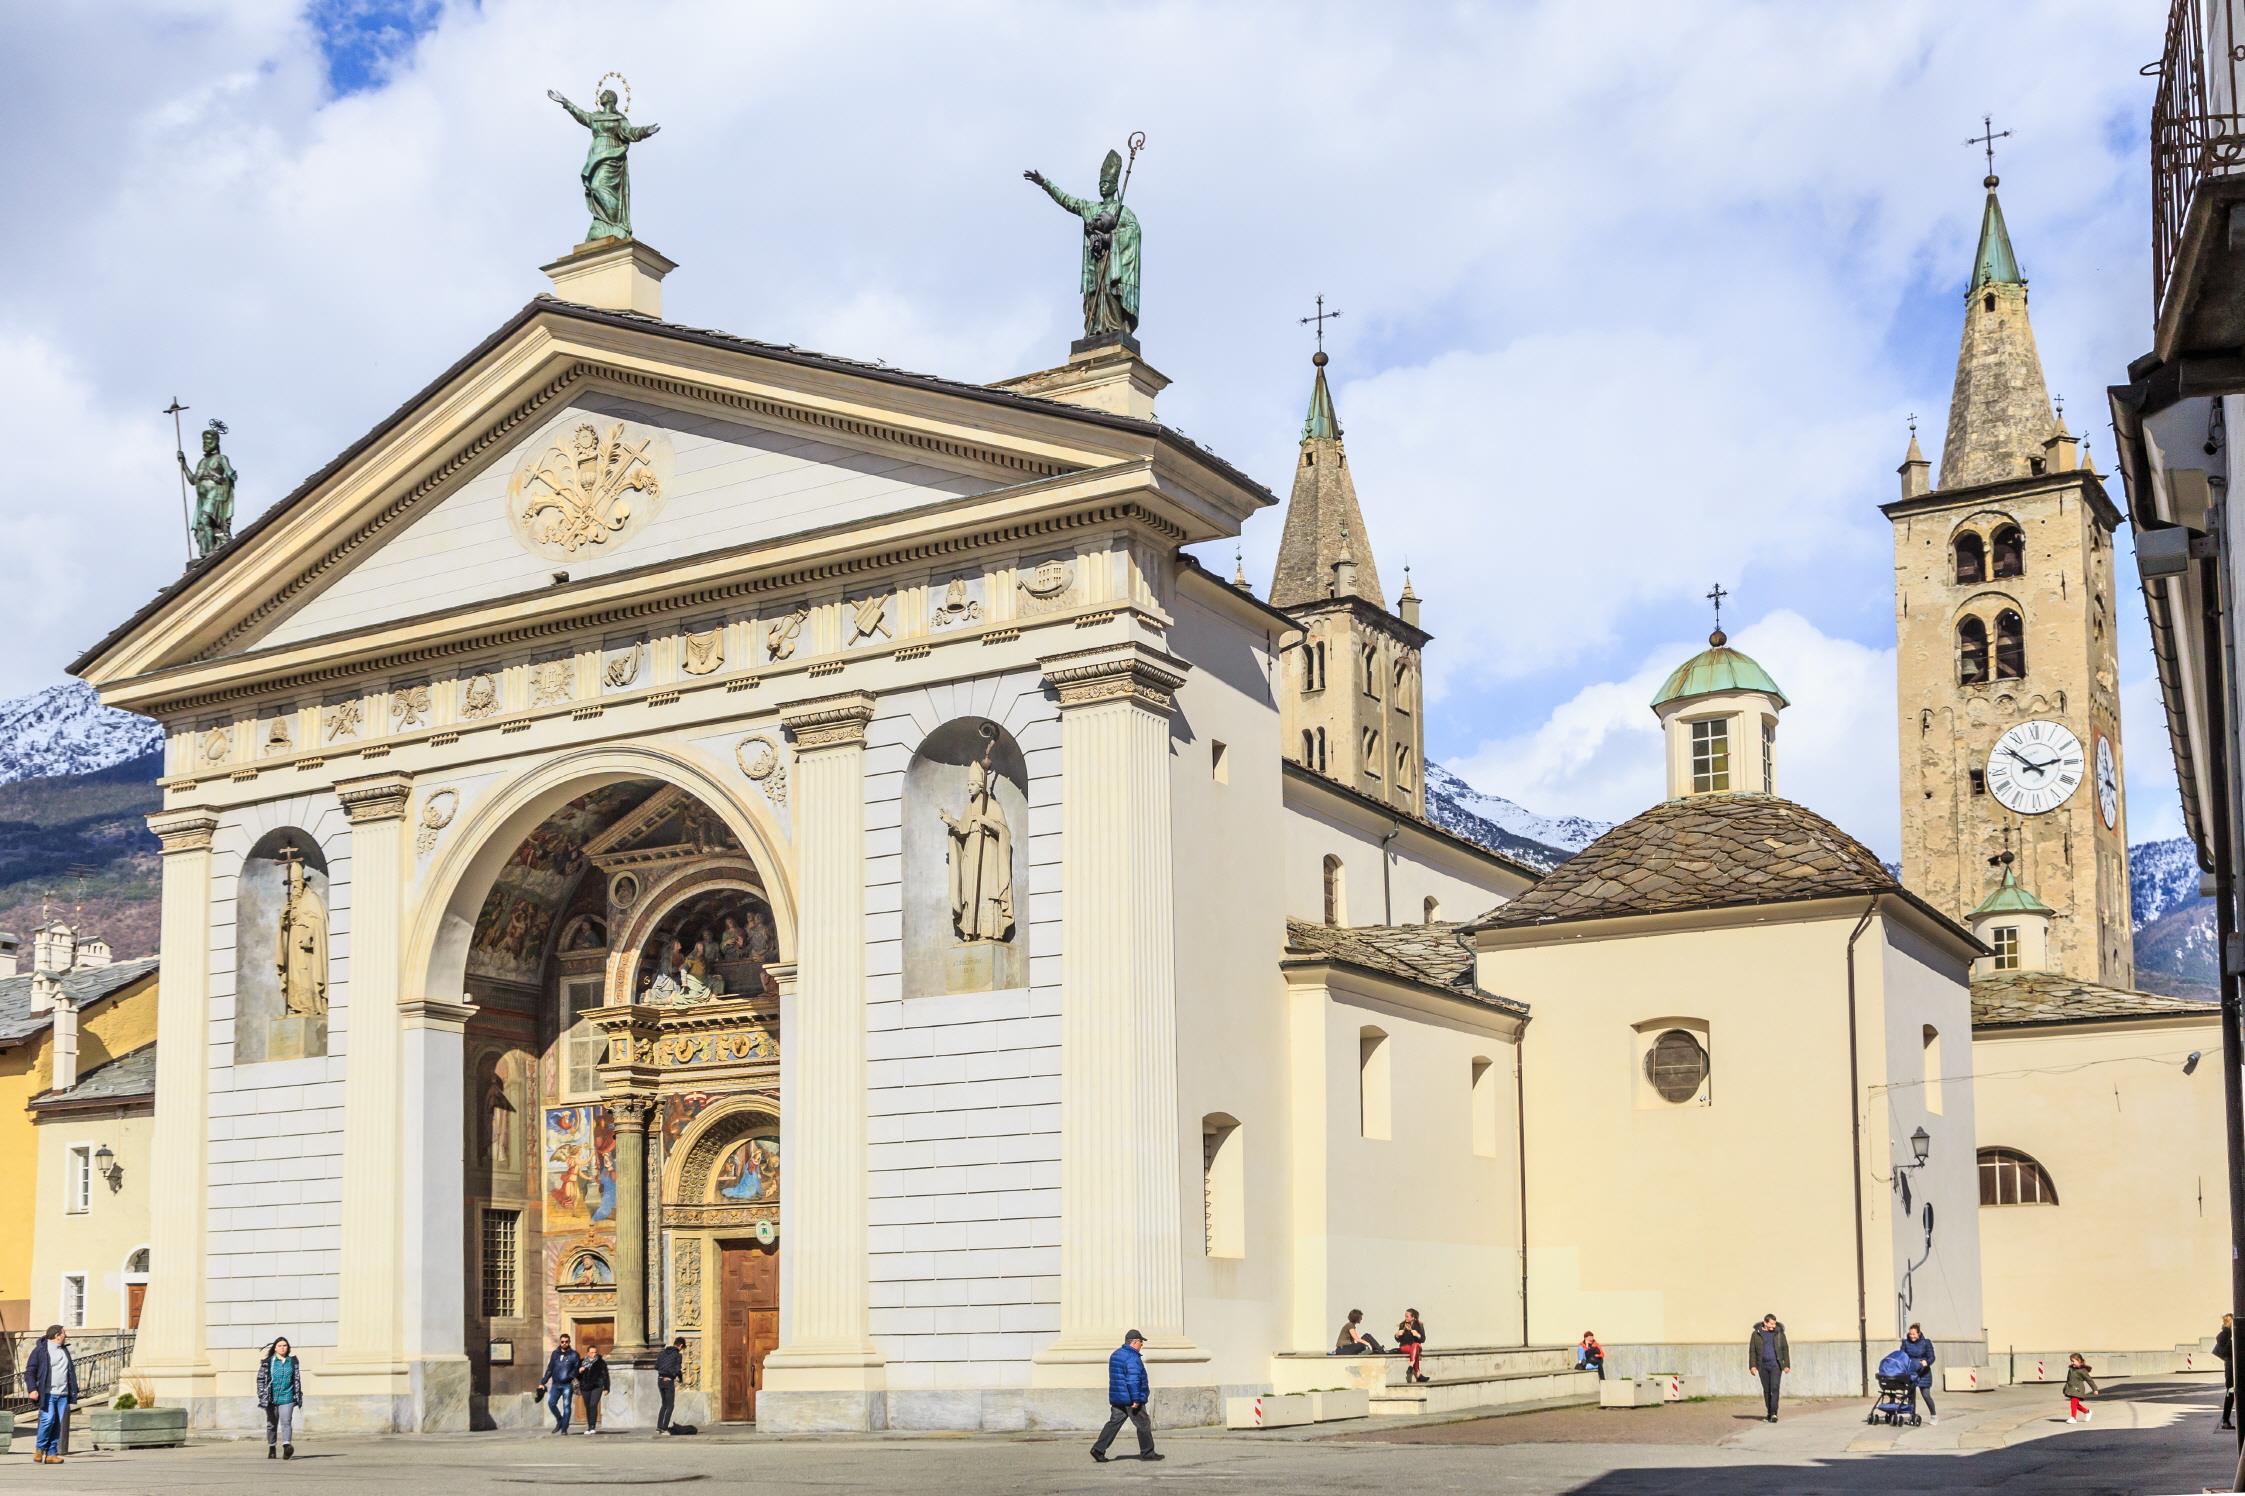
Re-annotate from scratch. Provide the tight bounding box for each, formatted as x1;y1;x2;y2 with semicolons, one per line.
76;236;1540;1433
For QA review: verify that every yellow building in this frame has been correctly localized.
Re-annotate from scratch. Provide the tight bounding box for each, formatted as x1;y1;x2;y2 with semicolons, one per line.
0;924;158;1336
28;1046;157;1334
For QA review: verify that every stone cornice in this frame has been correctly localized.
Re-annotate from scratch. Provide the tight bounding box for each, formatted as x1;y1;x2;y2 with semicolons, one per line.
1038;640;1191;712
399;995;477;1031
780;691;877;751
337;772;415;823
147;810;220;855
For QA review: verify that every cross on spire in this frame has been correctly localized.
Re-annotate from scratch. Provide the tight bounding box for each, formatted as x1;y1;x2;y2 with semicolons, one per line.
1967;113;2012;184
1907;412;1918;437
1299;294;1343;359
1706;582;1729;645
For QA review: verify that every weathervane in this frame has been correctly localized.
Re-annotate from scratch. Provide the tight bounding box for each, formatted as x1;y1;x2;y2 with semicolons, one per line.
1299;294;1343;361
1967;114;2012;185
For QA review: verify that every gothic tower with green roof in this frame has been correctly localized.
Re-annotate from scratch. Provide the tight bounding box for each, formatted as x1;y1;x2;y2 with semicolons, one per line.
1883;167;2134;987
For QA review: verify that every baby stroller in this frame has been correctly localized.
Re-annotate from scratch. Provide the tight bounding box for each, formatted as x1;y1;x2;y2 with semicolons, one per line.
1868;1348;1922;1426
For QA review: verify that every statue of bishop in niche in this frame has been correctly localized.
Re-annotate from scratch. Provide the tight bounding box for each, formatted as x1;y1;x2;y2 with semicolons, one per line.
276;851;329;1018
940;758;1014;944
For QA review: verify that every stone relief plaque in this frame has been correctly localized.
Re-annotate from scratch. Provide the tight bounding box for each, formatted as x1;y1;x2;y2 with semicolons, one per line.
530;660;574;708
200;726;232;765
505;416;671;560
848;592;892;645
391;683;433;730
416;788;459;857
765;607;807;662
603;641;646;691
462;672;501;720
681;626;724;676
1018;556;1077;617
735;734;787;807
930;575;983;629
323;699;364;742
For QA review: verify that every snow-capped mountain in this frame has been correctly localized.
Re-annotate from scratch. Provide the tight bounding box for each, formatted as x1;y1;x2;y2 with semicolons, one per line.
0;681;161;787
1424;761;1611;872
2131;835;2205;925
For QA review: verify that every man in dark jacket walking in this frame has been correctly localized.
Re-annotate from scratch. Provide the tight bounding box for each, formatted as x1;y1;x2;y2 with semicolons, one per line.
653;1336;686;1436
1747;1313;1790;1423
1090;1330;1162;1463
23;1325;77;1465
536;1333;582;1434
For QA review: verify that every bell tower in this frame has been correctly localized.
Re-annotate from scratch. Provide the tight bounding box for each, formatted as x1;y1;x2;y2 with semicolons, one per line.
1884;160;2133;986
1268;327;1429;816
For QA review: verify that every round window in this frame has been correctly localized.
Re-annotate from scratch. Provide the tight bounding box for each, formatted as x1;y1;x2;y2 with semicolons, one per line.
1644;1029;1709;1103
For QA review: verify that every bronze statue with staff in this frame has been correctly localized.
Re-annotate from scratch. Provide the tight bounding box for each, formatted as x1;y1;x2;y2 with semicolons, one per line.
1024;131;1146;341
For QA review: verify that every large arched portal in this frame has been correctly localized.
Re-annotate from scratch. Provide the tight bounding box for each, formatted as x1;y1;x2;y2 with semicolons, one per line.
429;767;790;1429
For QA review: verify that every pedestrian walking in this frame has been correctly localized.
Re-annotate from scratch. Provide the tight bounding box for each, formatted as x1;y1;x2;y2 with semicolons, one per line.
1747;1312;1789;1423
1900;1323;1938;1424
536;1332;582;1434
2218;1313;2235;1430
258;1335;306;1459
578;1345;610;1434
1088;1329;1161;1463
654;1336;686;1436
1394;1309;1431;1384
22;1324;76;1465
2063;1352;2099;1423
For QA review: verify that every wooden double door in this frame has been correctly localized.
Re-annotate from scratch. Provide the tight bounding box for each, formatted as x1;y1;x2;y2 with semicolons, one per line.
718;1240;780;1422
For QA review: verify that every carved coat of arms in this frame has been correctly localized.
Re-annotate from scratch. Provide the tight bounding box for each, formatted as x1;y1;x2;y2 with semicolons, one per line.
508;419;669;559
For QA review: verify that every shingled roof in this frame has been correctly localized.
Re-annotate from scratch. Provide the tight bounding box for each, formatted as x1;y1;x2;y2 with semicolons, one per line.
0;958;159;1048
1283;919;1526;1015
1971;970;2216;1029
1475;794;1898;930
30;1043;157;1110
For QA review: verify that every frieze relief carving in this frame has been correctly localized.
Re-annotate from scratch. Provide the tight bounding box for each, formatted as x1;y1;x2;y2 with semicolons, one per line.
609;1025;778;1069
530;660;573;708
766;608;807;662
323;700;364;742
1018;556;1077;617
603;642;645;690
264;716;293;756
931;576;982;628
200;726;232;765
391;684;433;730
462;672;500;720
734;734;787;807
673;1244;702;1329
849;593;892;644
681;627;724;677
507;418;669;560
415;788;459;857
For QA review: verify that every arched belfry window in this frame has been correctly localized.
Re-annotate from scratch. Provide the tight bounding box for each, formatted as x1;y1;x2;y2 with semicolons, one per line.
1957;616;1989;685
1994;609;2026;679
1953;532;1985;585
1322;854;1345;926
1991;524;2025;578
1978;1147;2059;1206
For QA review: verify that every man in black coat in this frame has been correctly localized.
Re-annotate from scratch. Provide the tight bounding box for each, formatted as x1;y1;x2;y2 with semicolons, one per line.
2218;1313;2234;1430
1747;1313;1790;1423
654;1336;686;1436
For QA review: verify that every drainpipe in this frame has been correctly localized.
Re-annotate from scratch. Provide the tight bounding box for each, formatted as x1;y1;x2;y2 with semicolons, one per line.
1843;898;1877;1400
2198;534;2245;1466
1379;822;1400;925
1516;1039;1529;1346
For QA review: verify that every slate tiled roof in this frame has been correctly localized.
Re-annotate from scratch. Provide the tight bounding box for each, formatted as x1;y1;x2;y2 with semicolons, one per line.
1475;795;1897;930
0;958;159;1047
30;1043;156;1108
1971;970;2217;1029
1283;919;1527;1016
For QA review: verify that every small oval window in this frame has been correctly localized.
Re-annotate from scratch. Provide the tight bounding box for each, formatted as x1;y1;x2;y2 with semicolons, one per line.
1644;1029;1710;1103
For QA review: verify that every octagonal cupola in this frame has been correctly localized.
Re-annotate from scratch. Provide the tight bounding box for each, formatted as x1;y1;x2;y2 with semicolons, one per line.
1968;851;2054;976
1651;600;1787;801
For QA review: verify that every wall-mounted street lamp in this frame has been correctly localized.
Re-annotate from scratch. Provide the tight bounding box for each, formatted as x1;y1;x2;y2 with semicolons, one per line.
93;1143;122;1191
1909;1126;1931;1167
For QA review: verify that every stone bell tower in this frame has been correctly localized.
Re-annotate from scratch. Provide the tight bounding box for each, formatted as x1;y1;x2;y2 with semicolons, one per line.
1269;345;1429;816
1883;165;2133;987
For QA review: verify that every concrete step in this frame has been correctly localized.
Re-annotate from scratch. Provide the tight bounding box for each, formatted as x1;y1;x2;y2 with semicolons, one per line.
1367;1366;1603;1418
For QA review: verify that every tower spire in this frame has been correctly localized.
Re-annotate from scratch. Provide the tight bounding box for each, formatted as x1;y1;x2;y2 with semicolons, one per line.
1270;305;1385;609
1937;132;2055;490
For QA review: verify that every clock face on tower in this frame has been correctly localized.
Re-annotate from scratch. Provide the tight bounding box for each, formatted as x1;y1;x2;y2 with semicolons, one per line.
1986;720;2085;816
2095;733;2119;829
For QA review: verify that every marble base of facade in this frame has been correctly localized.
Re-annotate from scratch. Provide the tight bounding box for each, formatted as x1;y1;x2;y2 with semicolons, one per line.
1602;1337;1991;1399
756;1389;890;1433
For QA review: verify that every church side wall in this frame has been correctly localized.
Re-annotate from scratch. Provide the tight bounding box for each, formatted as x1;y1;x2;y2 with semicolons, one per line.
1281;791;1515;927
1972;1014;2228;1364
862;670;1064;1420
202;795;354;1373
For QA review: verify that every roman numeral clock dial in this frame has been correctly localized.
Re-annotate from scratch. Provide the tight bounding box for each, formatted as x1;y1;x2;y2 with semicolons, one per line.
1985;720;2085;816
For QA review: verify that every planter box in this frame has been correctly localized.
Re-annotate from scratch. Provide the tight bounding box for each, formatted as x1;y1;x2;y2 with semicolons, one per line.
90;1406;188;1450
1647;1373;1707;1402
1225;1393;1312;1430
1943;1365;2000;1393
1599;1378;1665;1408
1308;1388;1369;1422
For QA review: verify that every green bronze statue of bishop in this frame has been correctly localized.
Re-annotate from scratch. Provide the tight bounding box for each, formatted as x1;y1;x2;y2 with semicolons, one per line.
549;84;661;242
1024;147;1142;341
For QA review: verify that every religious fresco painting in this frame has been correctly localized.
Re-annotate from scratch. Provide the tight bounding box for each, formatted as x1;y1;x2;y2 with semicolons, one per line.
662;1090;718;1149
714;1135;781;1203
543;1104;618;1231
467;783;653;983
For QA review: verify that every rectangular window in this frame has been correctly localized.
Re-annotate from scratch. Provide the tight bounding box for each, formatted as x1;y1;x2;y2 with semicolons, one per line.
1359;1028;1392;1141
1922;1025;1943;1116
1969;769;1987;796
1201;1117;1244;1259
1210;740;1229;783
60;1274;86;1329
65;1145;91;1214
1690;719;1730;793
1761;720;1775;794
1470;1058;1499;1158
1991;927;2020;971
481;1208;521;1319
560;979;606;1101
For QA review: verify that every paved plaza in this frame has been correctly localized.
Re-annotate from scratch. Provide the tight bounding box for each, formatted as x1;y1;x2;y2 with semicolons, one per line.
7;1377;2236;1494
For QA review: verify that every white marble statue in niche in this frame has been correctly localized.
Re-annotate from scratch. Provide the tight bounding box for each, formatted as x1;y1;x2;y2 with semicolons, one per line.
903;718;1030;996
236;830;332;1063
940;740;1015;944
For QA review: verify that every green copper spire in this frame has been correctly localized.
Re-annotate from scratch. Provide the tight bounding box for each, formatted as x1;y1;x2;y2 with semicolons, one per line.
1303;352;1341;440
1968;179;2024;293
1971;860;2052;918
1650;633;1789;711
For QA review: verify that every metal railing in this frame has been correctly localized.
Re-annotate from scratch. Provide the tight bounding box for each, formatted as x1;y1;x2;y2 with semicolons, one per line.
0;1331;137;1419
2154;0;2245;309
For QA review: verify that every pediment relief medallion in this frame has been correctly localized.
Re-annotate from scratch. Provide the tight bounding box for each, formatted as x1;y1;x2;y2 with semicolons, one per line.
505;416;672;561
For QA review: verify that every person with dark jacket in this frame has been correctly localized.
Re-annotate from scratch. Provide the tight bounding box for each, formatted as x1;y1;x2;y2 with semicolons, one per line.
23;1324;76;1465
257;1336;307;1458
1089;1330;1160;1463
1394;1309;1430;1384
577;1346;611;1434
654;1336;686;1436
1578;1331;1606;1380
1900;1323;1937;1424
1747;1313;1790;1423
536;1333;582;1434
2218;1313;2235;1430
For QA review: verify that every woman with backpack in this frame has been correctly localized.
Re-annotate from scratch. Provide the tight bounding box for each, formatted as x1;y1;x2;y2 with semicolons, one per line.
258;1335;305;1458
2063;1352;2099;1424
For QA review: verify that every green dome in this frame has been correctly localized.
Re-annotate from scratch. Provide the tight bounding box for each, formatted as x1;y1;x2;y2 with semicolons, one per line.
1971;864;2052;918
1651;634;1789;711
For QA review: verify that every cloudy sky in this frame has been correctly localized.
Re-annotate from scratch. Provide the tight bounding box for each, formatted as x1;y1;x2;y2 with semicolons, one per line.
4;0;2174;855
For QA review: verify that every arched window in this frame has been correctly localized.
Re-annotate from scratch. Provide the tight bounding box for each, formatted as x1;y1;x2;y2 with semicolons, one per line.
1303;640;1326;692
1991;524;2025;578
1300;730;1316;767
1423;895;1440;924
1322;854;1345;926
1953;532;1985;584
1393;659;1411;710
1644;1028;1710;1103
1957;616;1989;685
1363;644;1380;698
1201;1114;1244;1258
1978;1147;2059;1206
1314;728;1328;772
1994;609;2026;679
1359;1027;1391;1139
1395;744;1413;789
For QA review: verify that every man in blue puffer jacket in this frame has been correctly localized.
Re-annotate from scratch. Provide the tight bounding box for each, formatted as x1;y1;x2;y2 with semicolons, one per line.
1090;1330;1162;1463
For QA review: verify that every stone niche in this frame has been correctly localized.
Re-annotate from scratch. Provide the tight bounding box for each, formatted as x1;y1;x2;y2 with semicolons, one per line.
903;717;1030;997
235;827;332;1063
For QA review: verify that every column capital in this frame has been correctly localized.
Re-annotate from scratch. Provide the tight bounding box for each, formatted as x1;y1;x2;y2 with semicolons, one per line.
780;690;876;752
398;994;477;1032
147;809;220;855
610;1093;658;1129
338;771;415;823
1039;641;1190;713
